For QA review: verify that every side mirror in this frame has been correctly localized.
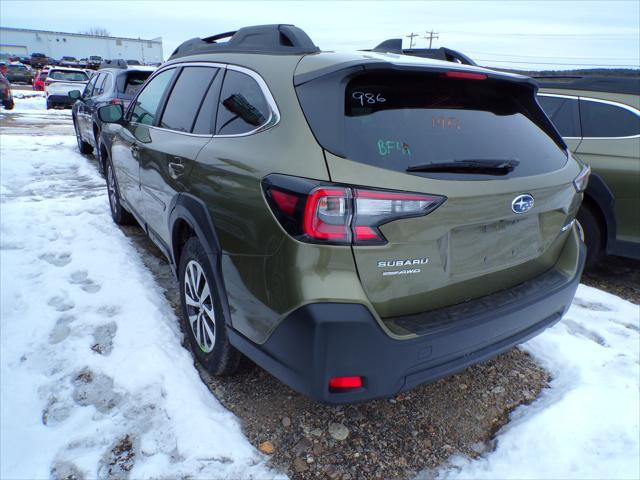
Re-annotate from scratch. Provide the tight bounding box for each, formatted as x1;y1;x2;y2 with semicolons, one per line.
68;90;81;100
98;104;124;123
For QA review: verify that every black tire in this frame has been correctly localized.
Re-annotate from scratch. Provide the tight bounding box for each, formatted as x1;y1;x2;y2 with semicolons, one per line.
2;98;14;110
577;205;604;270
73;118;93;154
105;159;134;225
178;237;241;376
46;101;51;110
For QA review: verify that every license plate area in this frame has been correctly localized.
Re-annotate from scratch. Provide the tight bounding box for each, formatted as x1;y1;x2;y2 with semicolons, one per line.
449;216;541;276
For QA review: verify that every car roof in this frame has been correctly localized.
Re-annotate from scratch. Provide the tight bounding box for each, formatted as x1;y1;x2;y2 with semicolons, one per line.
535;76;640;96
49;67;87;72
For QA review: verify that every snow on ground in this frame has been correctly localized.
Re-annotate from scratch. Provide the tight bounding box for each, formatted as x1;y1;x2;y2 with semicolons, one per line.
429;279;640;479
0;100;281;479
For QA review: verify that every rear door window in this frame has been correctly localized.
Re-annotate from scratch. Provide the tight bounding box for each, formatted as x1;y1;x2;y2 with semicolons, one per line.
130;68;175;125
82;74;99;99
580;99;640;138
538;95;581;138
193;71;223;134
99;74;113;96
215;69;270;135
160;66;219;133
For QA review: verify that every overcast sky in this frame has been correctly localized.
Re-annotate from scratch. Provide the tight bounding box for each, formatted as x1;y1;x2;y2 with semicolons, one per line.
1;0;639;70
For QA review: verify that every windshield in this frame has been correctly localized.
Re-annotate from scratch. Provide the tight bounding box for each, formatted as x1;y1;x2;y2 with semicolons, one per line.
49;70;88;82
297;70;567;179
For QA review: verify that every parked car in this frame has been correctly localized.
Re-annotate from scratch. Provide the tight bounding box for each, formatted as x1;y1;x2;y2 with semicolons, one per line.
125;59;142;66
537;76;640;268
71;64;155;160
96;24;587;403
32;67;50;91
30;52;48;69
5;63;34;84
87;55;103;69
59;56;79;67
45;67;89;109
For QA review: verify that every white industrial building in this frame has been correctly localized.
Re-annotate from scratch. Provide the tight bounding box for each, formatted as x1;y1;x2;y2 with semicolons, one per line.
0;27;163;63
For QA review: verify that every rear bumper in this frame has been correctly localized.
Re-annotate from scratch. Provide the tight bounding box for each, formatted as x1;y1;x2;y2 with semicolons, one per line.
228;242;585;404
47;94;75;106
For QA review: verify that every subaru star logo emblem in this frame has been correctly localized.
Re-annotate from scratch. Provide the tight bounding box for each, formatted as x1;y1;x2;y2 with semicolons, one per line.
512;194;534;214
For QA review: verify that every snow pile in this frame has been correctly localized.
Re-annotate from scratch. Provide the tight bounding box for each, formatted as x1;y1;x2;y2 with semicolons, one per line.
432;285;640;480
1;99;280;478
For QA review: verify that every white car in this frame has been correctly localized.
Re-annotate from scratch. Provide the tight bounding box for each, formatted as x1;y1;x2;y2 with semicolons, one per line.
45;67;90;109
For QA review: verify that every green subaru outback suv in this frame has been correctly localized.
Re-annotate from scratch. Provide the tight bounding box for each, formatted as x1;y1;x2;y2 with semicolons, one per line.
95;25;587;403
537;77;640;268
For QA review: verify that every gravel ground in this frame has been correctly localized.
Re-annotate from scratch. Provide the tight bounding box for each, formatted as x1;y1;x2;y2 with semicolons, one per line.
119;220;550;479
582;256;640;305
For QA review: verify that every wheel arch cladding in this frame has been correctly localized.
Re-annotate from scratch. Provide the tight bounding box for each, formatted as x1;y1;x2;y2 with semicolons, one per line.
583;172;616;248
169;193;235;328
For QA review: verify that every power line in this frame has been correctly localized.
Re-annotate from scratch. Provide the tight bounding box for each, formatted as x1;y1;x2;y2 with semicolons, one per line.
406;32;419;48
423;30;439;48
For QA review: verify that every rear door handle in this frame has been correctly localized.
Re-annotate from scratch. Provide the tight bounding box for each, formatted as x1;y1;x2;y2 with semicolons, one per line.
168;157;185;178
131;144;139;159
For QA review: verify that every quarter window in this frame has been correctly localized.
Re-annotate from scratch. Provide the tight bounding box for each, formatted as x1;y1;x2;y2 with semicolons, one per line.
130;69;175;126
215;70;270;135
580;99;640;138
160;67;219;133
538;95;581;138
100;74;113;95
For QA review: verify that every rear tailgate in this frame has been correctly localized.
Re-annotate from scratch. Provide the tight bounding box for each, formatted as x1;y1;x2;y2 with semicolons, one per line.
296;61;582;319
47;79;87;96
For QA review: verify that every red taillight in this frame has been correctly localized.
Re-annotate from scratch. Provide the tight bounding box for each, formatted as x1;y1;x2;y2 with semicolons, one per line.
303;187;351;242
329;376;362;391
44;80;51;86
271;189;299;216
110;99;123;106
444;71;487;81
264;178;445;246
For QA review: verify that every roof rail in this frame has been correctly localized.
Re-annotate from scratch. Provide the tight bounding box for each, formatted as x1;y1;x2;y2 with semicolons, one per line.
169;24;320;59
367;39;477;66
99;59;127;69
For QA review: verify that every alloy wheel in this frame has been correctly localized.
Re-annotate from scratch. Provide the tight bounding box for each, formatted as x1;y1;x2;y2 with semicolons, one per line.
184;260;216;353
107;165;117;214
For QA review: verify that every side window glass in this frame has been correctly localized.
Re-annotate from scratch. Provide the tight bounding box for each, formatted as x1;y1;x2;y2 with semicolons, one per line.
160;67;219;132
193;71;223;134
82;74;98;100
215;70;270;135
100;74;113;95
580;99;640;138
130;69;175;126
538;95;581;138
93;74;106;97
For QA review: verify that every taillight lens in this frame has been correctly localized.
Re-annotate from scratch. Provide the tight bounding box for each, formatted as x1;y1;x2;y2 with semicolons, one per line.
263;176;445;246
110;99;123;106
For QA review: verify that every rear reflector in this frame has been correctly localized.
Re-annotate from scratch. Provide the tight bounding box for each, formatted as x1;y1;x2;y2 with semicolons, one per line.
329;376;363;390
444;71;487;81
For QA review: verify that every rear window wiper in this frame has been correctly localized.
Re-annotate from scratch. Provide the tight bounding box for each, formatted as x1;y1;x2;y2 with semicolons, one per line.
406;159;519;175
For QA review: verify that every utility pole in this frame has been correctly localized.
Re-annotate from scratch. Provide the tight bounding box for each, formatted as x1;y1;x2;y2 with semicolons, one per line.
424;30;439;49
406;32;419;48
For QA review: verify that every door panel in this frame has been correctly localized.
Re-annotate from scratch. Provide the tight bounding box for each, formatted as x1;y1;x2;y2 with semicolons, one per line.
111;124;146;217
139;129;209;245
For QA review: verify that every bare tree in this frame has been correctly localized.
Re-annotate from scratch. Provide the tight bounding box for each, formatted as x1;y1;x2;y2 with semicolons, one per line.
79;27;111;37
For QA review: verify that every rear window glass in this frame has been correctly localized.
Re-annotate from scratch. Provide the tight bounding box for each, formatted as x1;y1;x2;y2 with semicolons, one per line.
538;95;581;138
121;71;152;97
300;71;566;179
49;70;88;82
8;65;28;71
160;67;219;133
580;99;640;138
